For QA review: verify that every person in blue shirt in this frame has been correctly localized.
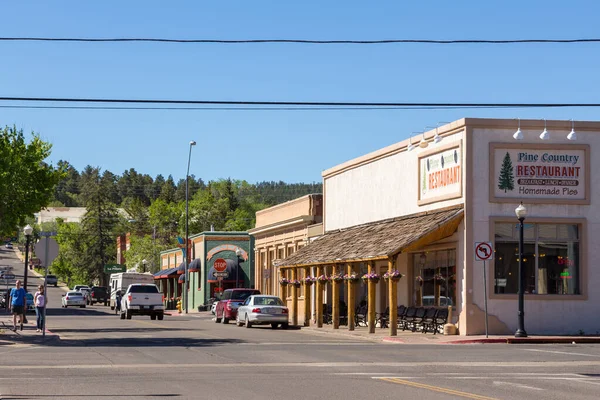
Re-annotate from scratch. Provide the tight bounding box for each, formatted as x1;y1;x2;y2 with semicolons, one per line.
9;280;26;331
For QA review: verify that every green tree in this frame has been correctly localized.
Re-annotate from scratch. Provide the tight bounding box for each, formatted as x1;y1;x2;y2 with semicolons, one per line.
498;152;515;193
0;126;64;235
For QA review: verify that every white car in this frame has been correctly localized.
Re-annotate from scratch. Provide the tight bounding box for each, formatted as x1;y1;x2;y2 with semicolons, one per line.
235;295;289;329
211;302;217;315
62;291;86;308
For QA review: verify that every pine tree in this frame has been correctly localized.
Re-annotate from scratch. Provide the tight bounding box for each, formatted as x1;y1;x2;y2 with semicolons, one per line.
498;152;515;192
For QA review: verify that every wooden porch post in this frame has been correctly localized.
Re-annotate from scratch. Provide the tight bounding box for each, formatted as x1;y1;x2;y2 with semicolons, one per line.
347;263;355;331
303;267;311;326
279;269;287;303
332;265;340;329
388;257;398;336
367;261;376;333
316;265;323;327
291;267;298;326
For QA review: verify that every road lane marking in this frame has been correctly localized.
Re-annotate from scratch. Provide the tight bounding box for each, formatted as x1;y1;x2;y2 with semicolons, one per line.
523;349;600;357
378;377;497;400
237;342;376;346
492;381;543;391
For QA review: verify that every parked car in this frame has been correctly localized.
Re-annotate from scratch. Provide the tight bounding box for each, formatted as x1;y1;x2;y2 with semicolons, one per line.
89;286;109;306
44;274;58;287
62;291;86;308
211;302;218;315
25;293;34;311
5;243;13;249
235;295;289;329
215;288;260;324
120;284;164;320
73;285;90;292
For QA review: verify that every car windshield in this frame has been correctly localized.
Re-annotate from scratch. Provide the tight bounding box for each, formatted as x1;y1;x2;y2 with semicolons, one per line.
253;296;283;306
128;285;159;293
47;275;56;278
230;290;257;300
67;292;82;296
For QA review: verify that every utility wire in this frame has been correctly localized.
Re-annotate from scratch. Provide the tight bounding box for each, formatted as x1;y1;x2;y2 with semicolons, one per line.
1;37;600;45
1;96;600;108
0;105;521;111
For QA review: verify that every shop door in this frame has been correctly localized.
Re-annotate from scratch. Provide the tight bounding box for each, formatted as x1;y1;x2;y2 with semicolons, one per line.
413;249;456;307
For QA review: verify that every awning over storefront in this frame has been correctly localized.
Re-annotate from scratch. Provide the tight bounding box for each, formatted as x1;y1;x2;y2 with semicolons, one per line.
188;258;201;272
207;258;239;283
275;205;464;268
157;267;178;279
177;262;185;275
178;274;186;283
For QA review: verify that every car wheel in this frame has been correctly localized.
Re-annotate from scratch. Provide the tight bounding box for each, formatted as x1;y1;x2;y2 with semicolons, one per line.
245;315;252;329
236;314;243;327
282;323;289;330
54;284;57;287
157;313;164;321
80;305;85;308
215;312;221;323
271;323;279;329
126;310;132;320
150;314;156;320
104;302;108;306
120;311;125;320
222;313;229;324
64;305;68;308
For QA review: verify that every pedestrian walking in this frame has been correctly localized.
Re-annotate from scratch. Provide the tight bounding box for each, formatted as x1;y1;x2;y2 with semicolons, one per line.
8;280;26;331
34;284;46;333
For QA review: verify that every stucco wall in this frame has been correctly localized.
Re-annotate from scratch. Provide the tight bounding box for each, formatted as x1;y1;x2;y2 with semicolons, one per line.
255;194;322;227
324;131;465;231
470;125;600;335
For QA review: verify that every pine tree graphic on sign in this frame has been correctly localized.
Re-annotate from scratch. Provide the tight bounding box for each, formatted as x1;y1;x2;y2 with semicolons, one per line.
498;152;515;192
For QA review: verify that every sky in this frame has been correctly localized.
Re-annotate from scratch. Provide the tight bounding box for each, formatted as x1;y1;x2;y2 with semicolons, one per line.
1;1;599;184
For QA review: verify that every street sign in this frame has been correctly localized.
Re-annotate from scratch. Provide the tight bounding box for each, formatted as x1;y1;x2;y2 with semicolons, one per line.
34;237;59;267
213;271;229;278
475;242;493;261
213;258;227;273
39;231;57;237
104;264;126;273
2;273;15;280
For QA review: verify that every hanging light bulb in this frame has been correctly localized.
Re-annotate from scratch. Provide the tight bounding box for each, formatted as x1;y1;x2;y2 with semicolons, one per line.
567;119;577;141
407;136;415;151
539;119;550;140
433;127;442;144
513;118;523;140
419;131;429;148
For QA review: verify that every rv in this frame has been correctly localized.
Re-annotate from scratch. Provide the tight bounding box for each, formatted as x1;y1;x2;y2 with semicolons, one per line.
109;272;155;310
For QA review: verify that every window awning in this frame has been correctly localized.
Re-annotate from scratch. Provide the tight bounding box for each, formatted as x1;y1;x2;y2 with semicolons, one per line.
188;258;201;273
207;258;239;283
275;205;464;268
156;267;179;279
176;262;185;275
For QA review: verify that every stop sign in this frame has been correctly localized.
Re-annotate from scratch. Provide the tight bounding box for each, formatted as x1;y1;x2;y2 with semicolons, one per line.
214;258;227;272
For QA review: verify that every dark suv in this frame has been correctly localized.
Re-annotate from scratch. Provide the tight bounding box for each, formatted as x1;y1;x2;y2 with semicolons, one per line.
89;286;109;306
215;288;260;324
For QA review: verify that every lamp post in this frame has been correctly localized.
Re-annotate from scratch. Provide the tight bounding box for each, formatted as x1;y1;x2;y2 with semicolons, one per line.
22;224;33;293
184;140;196;314
142;259;148;273
235;248;243;288
515;202;528;338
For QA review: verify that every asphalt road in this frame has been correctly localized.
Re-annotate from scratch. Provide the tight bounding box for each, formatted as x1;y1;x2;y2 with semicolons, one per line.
2;247;600;399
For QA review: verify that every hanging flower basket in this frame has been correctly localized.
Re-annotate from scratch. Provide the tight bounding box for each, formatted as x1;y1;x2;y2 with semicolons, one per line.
434;274;446;283
289;279;301;288
416;276;424;287
316;275;329;284
343;273;361;283
302;276;317;286
330;273;344;283
383;270;404;282
279;277;290;286
361;273;380;284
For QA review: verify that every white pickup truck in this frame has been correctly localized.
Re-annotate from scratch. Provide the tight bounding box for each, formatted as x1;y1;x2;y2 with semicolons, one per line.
119;283;165;320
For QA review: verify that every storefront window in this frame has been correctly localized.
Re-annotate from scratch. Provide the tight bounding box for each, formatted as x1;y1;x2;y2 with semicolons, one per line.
494;223;580;295
413;249;456;307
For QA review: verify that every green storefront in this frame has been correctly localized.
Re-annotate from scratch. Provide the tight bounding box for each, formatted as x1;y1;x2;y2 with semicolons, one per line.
187;231;254;311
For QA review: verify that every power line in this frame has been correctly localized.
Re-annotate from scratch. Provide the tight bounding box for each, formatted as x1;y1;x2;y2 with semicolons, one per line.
0;105;521;111
1;37;600;45
1;96;600;108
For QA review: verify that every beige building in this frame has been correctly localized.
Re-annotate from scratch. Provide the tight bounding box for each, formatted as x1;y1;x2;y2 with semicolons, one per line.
35;207;87;224
277;118;598;336
249;194;323;323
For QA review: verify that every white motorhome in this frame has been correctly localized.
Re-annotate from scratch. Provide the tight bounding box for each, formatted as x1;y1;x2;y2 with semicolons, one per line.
109;272;155;310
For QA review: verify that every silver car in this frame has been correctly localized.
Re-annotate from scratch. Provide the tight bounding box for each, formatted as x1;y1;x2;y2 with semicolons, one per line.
61;291;86;308
235;295;289;329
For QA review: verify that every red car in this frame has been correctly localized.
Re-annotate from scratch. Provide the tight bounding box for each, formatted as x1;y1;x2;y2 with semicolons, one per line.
215;288;260;324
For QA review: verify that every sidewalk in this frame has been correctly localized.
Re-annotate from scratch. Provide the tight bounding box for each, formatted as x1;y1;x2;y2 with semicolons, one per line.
295;323;600;345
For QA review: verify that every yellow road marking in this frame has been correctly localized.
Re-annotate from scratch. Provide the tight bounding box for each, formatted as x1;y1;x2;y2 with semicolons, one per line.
380;377;498;400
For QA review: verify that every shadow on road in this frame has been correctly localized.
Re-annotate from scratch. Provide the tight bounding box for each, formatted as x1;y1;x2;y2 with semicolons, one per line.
0;394;181;398
50;327;198;333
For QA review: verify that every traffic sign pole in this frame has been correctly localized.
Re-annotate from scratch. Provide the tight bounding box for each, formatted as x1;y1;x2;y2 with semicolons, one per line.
474;242;493;338
483;260;488;338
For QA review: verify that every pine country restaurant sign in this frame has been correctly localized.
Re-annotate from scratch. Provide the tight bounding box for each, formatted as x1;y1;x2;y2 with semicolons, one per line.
418;141;462;205
489;143;590;204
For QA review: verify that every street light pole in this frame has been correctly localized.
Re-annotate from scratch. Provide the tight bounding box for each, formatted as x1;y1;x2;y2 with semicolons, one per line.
142;259;148;273
184;140;196;314
22;224;33;293
515;202;528;338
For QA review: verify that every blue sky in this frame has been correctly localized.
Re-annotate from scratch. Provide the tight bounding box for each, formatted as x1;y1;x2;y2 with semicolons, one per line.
1;1;599;183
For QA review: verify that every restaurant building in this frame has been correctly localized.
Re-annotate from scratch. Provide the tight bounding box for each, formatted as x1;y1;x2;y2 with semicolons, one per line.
276;118;598;336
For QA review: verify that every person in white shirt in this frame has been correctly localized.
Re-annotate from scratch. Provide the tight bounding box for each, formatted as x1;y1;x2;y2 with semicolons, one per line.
34;285;46;333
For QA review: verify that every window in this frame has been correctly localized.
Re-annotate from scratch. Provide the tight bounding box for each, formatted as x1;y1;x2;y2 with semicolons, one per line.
494;222;580;295
413;249;456;307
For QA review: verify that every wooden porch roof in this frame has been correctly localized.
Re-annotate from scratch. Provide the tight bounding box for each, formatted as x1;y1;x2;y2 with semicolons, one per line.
275;205;464;268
